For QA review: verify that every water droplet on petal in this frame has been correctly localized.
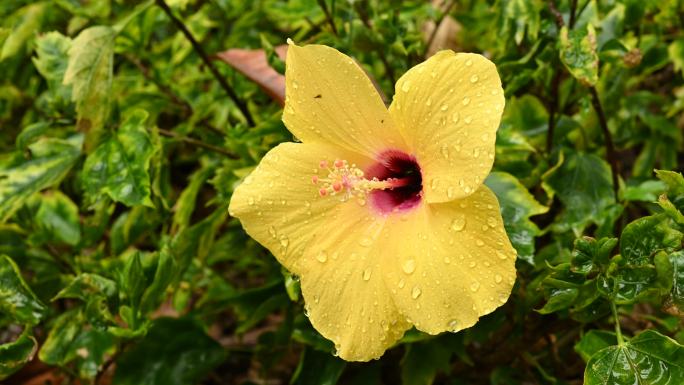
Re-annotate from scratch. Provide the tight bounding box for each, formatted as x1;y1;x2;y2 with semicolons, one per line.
447;187;455;199
248;197;255;205
470;281;480;292
359;237;373;247
363;268;372;281
398;279;405;288
448;319;459;332
279;235;289;250
465;59;473;66
411;286;422;299
476;239;485;247
430;178;439;190
462;97;471;106
441;144;449;159
401;80;411;92
316;251;328;263
443;256;451;264
452;112;460;123
464;116;473;124
268;226;277;238
487;217;497;227
451;217;466;232
470;75;479;83
497;251;508;260
440;104;449;111
402;259;416;274
495;274;503;283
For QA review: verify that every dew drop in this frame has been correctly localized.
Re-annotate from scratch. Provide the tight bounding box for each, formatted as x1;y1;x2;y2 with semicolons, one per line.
470;74;479;83
450;217;466;232
292;81;299;89
398;279;405;288
476;239;485;247
464;116;473;124
401;80;411;92
441;144;449;159
470;281;480;292
447;187;455;199
465;59;473;66
359;237;373;247
279;235;289;250
402;259;416;274
495;274;503;283
487;217;497;227
316;251;328;263
497;251;508;260
268;226;277;238
247;197;255;205
452;112;460;123
448;319;459;332
440;104;449;111
363;268;372;281
426;98;432;106
411;286;422;299
443;256;451;264
462;97;471;106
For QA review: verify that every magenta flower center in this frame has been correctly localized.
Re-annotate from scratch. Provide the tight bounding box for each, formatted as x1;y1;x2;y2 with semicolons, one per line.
365;150;423;214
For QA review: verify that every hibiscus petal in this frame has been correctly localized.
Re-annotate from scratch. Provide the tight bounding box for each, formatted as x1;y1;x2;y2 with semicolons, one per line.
389;51;505;203
229;142;409;361
379;185;517;334
283;42;408;158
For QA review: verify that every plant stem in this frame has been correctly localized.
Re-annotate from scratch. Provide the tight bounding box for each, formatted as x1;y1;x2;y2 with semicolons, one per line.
569;0;579;28
317;0;338;36
158;128;239;159
546;70;562;153
589;87;620;200
549;1;565;29
155;0;255;126
423;0;456;58
611;302;624;345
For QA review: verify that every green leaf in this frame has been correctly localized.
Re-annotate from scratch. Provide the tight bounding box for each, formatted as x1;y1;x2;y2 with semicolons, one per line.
0;329;38;380
0;3;45;61
121;252;146;314
485;171;548;265
112;317;226;385
620;215;682;264
63;25;117;149
0;135;82;222
32;31;72;101
656;170;684;212
54;273;118;304
291;347;346;385
401;338;453;385
542;150;617;234
0;255;47;325
34;191;81;246
668;250;684;310
559;24;599;86
139;246;176;314
38;310;117;380
584;330;684;385
668;39;684;74
172;164;215;232
82;109;155;207
575;330;617;363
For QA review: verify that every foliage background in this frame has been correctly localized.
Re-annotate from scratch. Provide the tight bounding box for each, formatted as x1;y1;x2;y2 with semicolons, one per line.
1;0;684;384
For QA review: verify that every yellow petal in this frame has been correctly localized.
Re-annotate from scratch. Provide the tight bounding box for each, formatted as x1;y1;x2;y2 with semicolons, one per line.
283;42;408;157
229;142;409;361
379;185;516;334
389;51;505;203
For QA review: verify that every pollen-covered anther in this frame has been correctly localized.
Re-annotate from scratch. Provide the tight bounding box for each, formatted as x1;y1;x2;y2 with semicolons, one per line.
313;159;408;201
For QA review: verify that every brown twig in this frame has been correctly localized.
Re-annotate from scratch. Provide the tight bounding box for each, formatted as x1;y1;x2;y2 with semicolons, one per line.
316;0;338;36
423;0;457;58
589;87;620;199
569;0;579;28
155;0;255;126
549;1;565;29
158;128;239;159
546;71;562;153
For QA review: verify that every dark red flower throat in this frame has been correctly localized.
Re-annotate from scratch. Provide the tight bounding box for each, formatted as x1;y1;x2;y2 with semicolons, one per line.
365;150;423;214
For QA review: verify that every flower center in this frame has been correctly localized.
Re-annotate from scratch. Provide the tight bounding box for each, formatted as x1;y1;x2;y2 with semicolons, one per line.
365;150;423;214
313;150;422;214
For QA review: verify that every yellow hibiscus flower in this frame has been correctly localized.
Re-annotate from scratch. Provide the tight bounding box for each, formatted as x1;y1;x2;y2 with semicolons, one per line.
229;41;517;361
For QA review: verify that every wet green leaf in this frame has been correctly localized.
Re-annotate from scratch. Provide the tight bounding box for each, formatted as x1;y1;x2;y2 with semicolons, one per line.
585;330;684;385
82;109;155;207
33;191;81;245
559;24;599;86
668;251;684;309
32;31;72;103
121;252;145;315
0;255;47;325
543;151;617;234
575;330;617;362
620;215;682;264
0;135;82;222
54;273;118;305
63;25;117;149
112;317;226;385
0;329;38;380
0;3;45;61
291;347;346;385
139;246;176;315
486;171;548;265
401;338;453;385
